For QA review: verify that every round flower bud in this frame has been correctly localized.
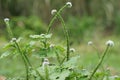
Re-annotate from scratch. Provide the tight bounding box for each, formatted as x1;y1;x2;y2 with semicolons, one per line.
51;9;57;15
66;2;72;8
88;41;93;45
49;44;55;48
106;40;114;47
70;48;75;52
42;58;49;68
4;18;9;22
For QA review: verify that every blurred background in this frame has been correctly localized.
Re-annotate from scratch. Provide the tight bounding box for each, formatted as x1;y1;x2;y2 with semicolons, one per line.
0;0;120;78
0;0;120;42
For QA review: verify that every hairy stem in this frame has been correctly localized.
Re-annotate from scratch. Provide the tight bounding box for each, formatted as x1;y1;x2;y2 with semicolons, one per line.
57;14;70;61
14;41;30;80
44;5;67;48
5;21;14;39
88;46;110;80
91;45;105;72
47;5;67;34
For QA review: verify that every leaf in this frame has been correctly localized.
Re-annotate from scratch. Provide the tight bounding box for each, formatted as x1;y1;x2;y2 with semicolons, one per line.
63;55;80;68
55;45;65;53
44;33;52;38
0;51;11;59
80;69;90;78
108;75;120;80
3;43;14;50
16;37;23;43
30;33;52;39
50;70;70;80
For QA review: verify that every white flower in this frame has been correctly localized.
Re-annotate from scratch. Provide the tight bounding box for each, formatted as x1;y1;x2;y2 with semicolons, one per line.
49;44;55;48
42;58;49;68
51;9;57;15
41;34;45;36
66;2;72;8
106;40;114;47
88;41;93;45
11;38;17;42
4;18;10;22
70;48;75;52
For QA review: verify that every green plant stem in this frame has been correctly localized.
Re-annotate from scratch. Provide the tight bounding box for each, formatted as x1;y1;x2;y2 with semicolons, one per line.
44;5;67;48
36;70;45;80
14;41;29;80
88;45;110;80
47;5;67;34
5;22;14;39
58;14;70;61
91;45;100;58
15;42;37;80
23;51;32;67
44;65;50;80
91;45;105;72
60;56;66;65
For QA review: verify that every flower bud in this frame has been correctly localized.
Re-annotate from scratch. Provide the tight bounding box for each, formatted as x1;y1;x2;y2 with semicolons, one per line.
106;40;114;47
49;44;55;48
66;2;72;8
42;58;49;67
4;18;10;22
70;48;75;52
51;9;57;15
88;41;93;45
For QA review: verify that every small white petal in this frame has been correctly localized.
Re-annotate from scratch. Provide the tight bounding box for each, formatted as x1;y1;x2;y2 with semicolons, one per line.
51;9;57;15
106;40;114;47
66;2;72;8
88;41;93;45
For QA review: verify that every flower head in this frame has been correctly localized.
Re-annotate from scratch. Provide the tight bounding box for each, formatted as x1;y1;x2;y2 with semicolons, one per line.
51;9;57;15
70;48;75;52
66;2;72;8
49;44;55;48
106;40;114;47
42;58;49;67
4;18;10;22
88;41;93;45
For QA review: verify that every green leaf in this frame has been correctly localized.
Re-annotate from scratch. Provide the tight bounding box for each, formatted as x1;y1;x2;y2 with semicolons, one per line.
44;33;52;38
0;51;11;59
3;43;14;50
107;75;120;80
63;55;80;68
55;45;65;53
30;33;52;39
50;70;70;80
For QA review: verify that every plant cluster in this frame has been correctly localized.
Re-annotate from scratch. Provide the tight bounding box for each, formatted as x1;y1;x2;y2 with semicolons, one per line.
1;2;120;80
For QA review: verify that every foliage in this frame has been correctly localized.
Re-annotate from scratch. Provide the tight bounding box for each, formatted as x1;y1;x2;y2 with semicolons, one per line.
0;2;120;80
9;16;47;37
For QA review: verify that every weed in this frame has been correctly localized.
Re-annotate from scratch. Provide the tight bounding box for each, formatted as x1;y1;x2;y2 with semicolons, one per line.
1;2;120;80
